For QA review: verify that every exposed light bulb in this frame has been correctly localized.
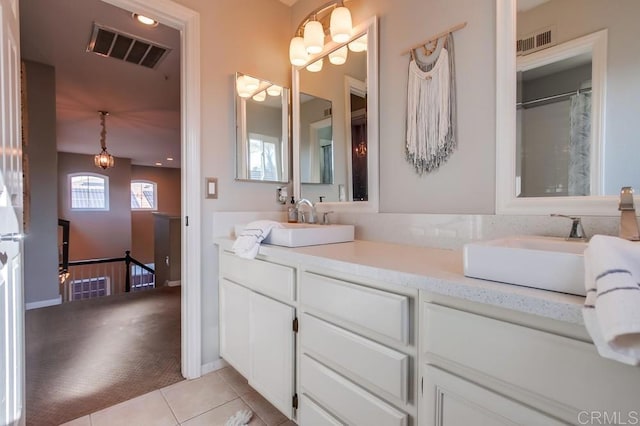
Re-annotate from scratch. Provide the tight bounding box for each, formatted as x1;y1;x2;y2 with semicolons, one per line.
329;46;348;65
289;36;308;66
306;58;323;73
330;6;352;43
266;85;282;96
304;20;324;54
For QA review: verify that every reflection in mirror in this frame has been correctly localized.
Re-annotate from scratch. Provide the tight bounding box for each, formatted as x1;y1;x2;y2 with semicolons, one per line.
235;72;290;183
496;0;640;214
298;33;368;203
516;32;602;198
300;93;333;184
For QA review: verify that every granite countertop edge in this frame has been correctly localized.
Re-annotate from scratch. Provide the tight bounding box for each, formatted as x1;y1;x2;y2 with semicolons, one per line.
215;237;585;325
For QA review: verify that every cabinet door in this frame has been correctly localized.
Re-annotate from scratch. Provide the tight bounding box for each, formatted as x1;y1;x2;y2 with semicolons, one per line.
219;278;251;377
421;365;563;426
249;292;295;419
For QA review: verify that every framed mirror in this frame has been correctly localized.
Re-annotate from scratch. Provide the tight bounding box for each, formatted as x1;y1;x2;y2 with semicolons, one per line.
235;72;290;183
496;0;640;215
293;16;378;210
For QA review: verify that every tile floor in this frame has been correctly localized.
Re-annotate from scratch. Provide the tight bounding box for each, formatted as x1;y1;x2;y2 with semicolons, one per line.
60;367;296;426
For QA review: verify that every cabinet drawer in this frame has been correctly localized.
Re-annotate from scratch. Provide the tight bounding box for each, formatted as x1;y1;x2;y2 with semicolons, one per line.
423;303;640;413
301;355;407;426
301;314;409;403
220;251;295;302
300;272;409;344
299;394;343;426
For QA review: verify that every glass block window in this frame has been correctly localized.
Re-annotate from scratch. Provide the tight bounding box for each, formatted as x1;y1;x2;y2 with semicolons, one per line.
70;173;109;210
69;276;111;300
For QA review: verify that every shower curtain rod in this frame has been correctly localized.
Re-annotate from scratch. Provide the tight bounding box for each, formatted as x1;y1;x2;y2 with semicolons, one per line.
517;87;592;108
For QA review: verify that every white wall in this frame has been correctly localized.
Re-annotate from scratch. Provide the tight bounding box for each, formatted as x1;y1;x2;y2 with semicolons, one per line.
171;0;292;368
23;61;60;307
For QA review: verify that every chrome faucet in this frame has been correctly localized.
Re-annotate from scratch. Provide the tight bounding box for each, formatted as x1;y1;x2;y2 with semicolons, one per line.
618;186;640;241
295;198;316;223
551;214;587;241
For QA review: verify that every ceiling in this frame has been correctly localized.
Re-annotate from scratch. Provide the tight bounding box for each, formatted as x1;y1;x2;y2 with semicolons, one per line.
20;0;181;168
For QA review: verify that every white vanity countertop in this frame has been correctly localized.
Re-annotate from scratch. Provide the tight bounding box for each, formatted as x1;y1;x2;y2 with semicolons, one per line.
215;238;585;325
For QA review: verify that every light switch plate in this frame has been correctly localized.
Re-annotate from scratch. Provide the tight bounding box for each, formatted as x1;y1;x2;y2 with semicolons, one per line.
205;177;218;199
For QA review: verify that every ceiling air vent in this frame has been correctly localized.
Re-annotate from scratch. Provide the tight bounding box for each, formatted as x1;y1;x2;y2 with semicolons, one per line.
517;25;555;56
87;23;170;69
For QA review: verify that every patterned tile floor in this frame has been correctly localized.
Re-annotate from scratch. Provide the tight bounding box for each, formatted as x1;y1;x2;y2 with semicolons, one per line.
60;367;296;426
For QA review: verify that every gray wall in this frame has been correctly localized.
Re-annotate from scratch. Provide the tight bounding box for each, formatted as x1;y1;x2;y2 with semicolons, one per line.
518;0;640;195
23;60;60;306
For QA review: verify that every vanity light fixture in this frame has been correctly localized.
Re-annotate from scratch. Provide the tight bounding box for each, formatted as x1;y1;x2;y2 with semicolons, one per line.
266;85;282;96
289;1;354;66
304;16;324;54
348;33;367;52
329;45;348;65
330;2;352;43
94;111;115;170
236;75;258;98
355;140;367;157
306;58;324;72
252;90;266;102
132;13;158;27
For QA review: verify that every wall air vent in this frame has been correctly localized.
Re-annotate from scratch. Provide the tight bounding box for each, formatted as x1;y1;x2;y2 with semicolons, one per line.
86;23;170;69
517;25;556;56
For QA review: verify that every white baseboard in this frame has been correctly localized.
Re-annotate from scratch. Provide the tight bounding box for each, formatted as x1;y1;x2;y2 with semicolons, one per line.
201;358;228;375
26;296;62;310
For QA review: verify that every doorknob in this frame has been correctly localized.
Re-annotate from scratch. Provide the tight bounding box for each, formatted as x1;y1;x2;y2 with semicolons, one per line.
0;233;23;242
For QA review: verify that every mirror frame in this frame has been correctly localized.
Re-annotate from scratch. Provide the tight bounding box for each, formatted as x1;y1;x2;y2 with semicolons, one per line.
234;72;291;184
293;16;379;212
496;0;634;215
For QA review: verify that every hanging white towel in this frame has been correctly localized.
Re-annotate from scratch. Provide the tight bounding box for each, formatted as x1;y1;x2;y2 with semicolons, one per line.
232;220;282;259
583;234;640;365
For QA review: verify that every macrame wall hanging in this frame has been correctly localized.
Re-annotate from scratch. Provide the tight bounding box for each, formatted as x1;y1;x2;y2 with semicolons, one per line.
403;22;466;175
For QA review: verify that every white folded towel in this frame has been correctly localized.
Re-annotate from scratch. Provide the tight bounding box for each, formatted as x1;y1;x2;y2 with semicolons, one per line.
583;234;640;365
232;220;282;259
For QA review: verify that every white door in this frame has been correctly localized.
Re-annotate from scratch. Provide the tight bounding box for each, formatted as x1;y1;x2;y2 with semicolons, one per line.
219;279;251;377
0;0;25;424
249;292;295;419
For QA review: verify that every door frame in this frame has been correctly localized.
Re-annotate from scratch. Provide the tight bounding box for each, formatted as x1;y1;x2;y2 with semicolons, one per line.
100;0;202;379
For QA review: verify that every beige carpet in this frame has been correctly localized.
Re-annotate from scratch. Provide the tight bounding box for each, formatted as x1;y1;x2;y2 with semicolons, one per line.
25;286;183;426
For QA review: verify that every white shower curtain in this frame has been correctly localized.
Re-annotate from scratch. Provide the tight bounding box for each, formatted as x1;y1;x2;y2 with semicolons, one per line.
568;91;592;196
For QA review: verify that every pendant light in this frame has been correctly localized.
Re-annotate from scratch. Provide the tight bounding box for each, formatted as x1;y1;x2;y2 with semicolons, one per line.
329;45;348;65
94;111;115;170
330;3;352;43
304;17;324;54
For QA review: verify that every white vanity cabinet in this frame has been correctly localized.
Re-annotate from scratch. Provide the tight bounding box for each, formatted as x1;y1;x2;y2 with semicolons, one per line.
298;270;417;426
419;300;640;425
218;251;296;419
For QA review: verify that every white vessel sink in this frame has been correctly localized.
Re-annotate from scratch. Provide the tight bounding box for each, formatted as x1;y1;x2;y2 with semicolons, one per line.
235;223;355;247
463;236;587;296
